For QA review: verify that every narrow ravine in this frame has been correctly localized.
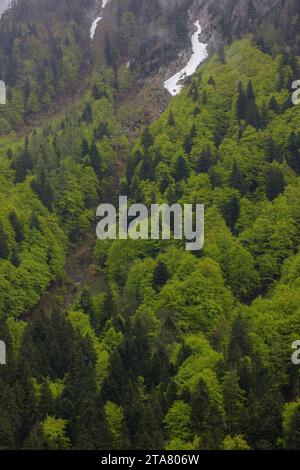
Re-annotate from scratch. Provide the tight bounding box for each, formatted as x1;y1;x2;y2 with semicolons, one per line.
164;20;208;96
90;0;111;41
90;16;103;40
22;236;107;321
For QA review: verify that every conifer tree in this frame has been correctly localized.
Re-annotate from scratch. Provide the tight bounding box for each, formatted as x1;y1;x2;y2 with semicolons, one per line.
287;131;300;174
78;288;94;316
0;223;9;260
196;148;211;174
221;195;240;232
230;161;245;194
265;167;285;201
153;262;169;289
167;111;175;126
90;141;102;178
141;127;154;151
283;401;300;449
39;380;54;420
8;211;24;243
245;80;260;128
269;96;279;114
82;103;93;123
228;315;252;367
260;101;269;129
223;370;246;436
236;81;246;120
81;138;90;158
191;378;225;449
174;156;190;182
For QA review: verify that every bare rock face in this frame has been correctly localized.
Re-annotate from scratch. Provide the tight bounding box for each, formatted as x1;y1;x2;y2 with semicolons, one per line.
230;0;283;29
188;0;297;55
232;0;281;20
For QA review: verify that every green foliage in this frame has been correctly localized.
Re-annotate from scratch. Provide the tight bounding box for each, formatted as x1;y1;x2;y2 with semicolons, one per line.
0;0;93;127
282;401;300;449
164;401;192;442
222;435;250;450
2;23;300;451
42;416;70;450
104;401;126;449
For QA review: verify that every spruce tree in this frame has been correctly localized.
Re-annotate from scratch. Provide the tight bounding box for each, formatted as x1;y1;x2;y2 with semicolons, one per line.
11;247;20;267
141;127;154;151
184;125;196;154
230;161;245;194
223;370;246;435
39;380;54;420
81;138;90;158
153;262;169;289
139;153;153;180
167;111;175;126
221;195;240;232
191;378;225;449
0;223;9;260
283;403;300;449
265;167;285;201
22;423;45;450
90;141;102;178
269;96;279;114
196;148;211;174
174;156;190;182
82;103;93;123
208;76;216;86
264;136;278;163
245;81;260;128
260;101;269;129
8;211;24;243
287;131;300;174
236;81;246;120
228;314;252;367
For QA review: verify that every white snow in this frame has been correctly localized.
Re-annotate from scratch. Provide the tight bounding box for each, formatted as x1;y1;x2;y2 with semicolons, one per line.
90;16;103;40
0;80;6;104
90;0;112;41
0;0;12;18
164;20;208;96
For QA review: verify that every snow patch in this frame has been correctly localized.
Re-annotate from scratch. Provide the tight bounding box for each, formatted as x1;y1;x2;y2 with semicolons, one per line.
90;0;112;42
0;0;12;18
164;21;208;96
90;16;103;40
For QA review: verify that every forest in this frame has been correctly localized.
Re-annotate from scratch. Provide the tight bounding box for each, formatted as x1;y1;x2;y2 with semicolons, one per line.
0;0;300;452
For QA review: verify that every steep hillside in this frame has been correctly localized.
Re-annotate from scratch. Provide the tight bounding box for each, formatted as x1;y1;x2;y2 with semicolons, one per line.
0;0;200;132
1;0;300;453
196;0;300;55
1;0;297;136
1;33;300;449
0;0;96;130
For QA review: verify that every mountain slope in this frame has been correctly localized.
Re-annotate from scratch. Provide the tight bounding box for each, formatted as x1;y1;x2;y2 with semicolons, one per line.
1;0;300;453
0;0;96;131
1;0;298;136
1;33;300;449
197;0;300;55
